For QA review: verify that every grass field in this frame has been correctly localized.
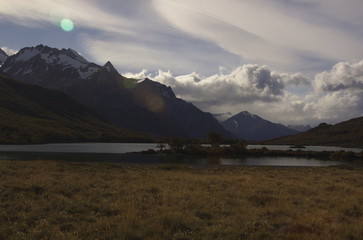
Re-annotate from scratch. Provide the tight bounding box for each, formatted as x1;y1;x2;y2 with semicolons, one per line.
0;160;362;240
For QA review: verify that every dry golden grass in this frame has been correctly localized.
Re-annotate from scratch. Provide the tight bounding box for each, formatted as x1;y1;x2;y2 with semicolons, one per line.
0;160;362;240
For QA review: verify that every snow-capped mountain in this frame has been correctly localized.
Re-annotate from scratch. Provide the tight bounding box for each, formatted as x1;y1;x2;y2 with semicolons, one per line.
1;45;104;90
222;111;298;141
0;48;8;66
1;44;231;139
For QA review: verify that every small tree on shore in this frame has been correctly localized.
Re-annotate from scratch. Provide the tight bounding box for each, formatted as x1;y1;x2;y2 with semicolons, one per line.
156;143;166;152
167;136;185;152
207;131;223;148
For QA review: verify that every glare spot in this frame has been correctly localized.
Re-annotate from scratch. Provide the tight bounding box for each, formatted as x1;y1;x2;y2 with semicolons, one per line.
123;78;138;89
60;18;74;32
146;95;165;113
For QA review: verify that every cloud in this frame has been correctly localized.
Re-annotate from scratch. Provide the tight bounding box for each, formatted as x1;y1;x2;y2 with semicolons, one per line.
314;60;363;92
153;0;363;74
0;47;18;56
2;0;363;125
0;0;142;37
152;64;288;106
304;91;363;122
0;0;242;75
137;60;363;126
283;73;311;86
81;32;240;75
2;0;363;76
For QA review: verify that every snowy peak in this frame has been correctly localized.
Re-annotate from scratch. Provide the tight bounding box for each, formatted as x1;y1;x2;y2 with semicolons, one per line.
11;44;88;65
1;44;99;79
0;48;8;66
236;111;259;119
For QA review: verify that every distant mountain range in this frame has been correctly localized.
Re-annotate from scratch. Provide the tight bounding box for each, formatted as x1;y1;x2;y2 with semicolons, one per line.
0;73;153;144
264;118;363;148
287;124;312;132
1;44;362;147
0;45;230;139
222;111;299;141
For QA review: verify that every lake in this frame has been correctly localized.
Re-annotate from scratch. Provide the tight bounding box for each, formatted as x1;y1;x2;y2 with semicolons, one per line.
0;143;362;167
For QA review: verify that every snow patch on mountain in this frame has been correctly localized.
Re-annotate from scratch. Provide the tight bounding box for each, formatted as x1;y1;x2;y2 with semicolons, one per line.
40;53;86;69
14;48;41;62
240;111;257;119
2;45;101;79
79;66;99;79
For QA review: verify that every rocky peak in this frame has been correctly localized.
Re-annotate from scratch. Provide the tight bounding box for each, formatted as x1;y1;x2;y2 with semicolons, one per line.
141;78;176;99
235;111;259;119
103;61;119;74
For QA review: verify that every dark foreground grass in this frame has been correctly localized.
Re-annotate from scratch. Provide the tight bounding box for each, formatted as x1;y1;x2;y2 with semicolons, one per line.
0;160;362;240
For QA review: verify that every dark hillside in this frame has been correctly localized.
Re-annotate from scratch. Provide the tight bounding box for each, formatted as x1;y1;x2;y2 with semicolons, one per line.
0;73;154;144
264;118;363;148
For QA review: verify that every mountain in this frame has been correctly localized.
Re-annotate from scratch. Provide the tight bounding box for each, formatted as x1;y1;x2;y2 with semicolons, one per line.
0;73;154;144
0;45;230;139
264;118;363;148
0;48;8;66
222;111;298;141
287;124;312;132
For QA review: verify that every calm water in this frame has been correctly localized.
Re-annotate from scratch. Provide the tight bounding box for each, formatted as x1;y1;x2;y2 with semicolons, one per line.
0;143;362;167
246;145;363;153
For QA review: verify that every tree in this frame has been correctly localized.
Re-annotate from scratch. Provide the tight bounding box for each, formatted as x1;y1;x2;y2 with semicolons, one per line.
167;136;185;152
206;131;223;148
156;143;166;152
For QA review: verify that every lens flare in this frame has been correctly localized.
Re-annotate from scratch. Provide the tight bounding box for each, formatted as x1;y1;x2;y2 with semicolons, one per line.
60;18;74;32
123;78;138;89
146;95;165;113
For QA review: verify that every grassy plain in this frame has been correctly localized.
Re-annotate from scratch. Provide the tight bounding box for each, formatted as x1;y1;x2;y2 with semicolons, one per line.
0;160;362;240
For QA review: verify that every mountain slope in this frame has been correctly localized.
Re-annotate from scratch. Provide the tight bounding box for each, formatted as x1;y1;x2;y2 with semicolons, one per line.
1;45;230;139
0;73;154;144
264;118;363;148
0;48;8;66
222;111;298;141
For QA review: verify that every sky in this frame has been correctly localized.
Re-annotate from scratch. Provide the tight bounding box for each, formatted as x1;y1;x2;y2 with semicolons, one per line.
1;0;363;126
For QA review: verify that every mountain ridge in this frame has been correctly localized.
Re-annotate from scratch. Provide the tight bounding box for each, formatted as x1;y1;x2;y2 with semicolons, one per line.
1;44;231;139
263;117;363;148
222;111;298;141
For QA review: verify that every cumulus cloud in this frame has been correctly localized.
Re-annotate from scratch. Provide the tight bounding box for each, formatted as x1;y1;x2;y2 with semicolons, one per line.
304;91;363;123
314;60;363;92
153;64;287;106
137;61;363;126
